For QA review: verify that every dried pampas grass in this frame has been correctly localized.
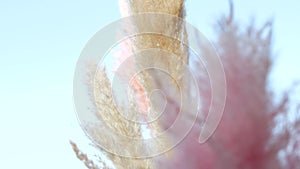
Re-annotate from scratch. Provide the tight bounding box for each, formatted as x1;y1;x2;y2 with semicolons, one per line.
71;1;300;169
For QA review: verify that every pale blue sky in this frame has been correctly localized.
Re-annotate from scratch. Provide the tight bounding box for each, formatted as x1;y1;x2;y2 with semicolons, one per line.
0;1;299;169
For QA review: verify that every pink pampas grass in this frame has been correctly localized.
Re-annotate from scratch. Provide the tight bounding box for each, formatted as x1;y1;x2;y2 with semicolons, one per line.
156;5;300;169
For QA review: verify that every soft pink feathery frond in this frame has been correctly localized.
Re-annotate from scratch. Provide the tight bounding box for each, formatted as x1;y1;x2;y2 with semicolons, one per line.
154;4;300;169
